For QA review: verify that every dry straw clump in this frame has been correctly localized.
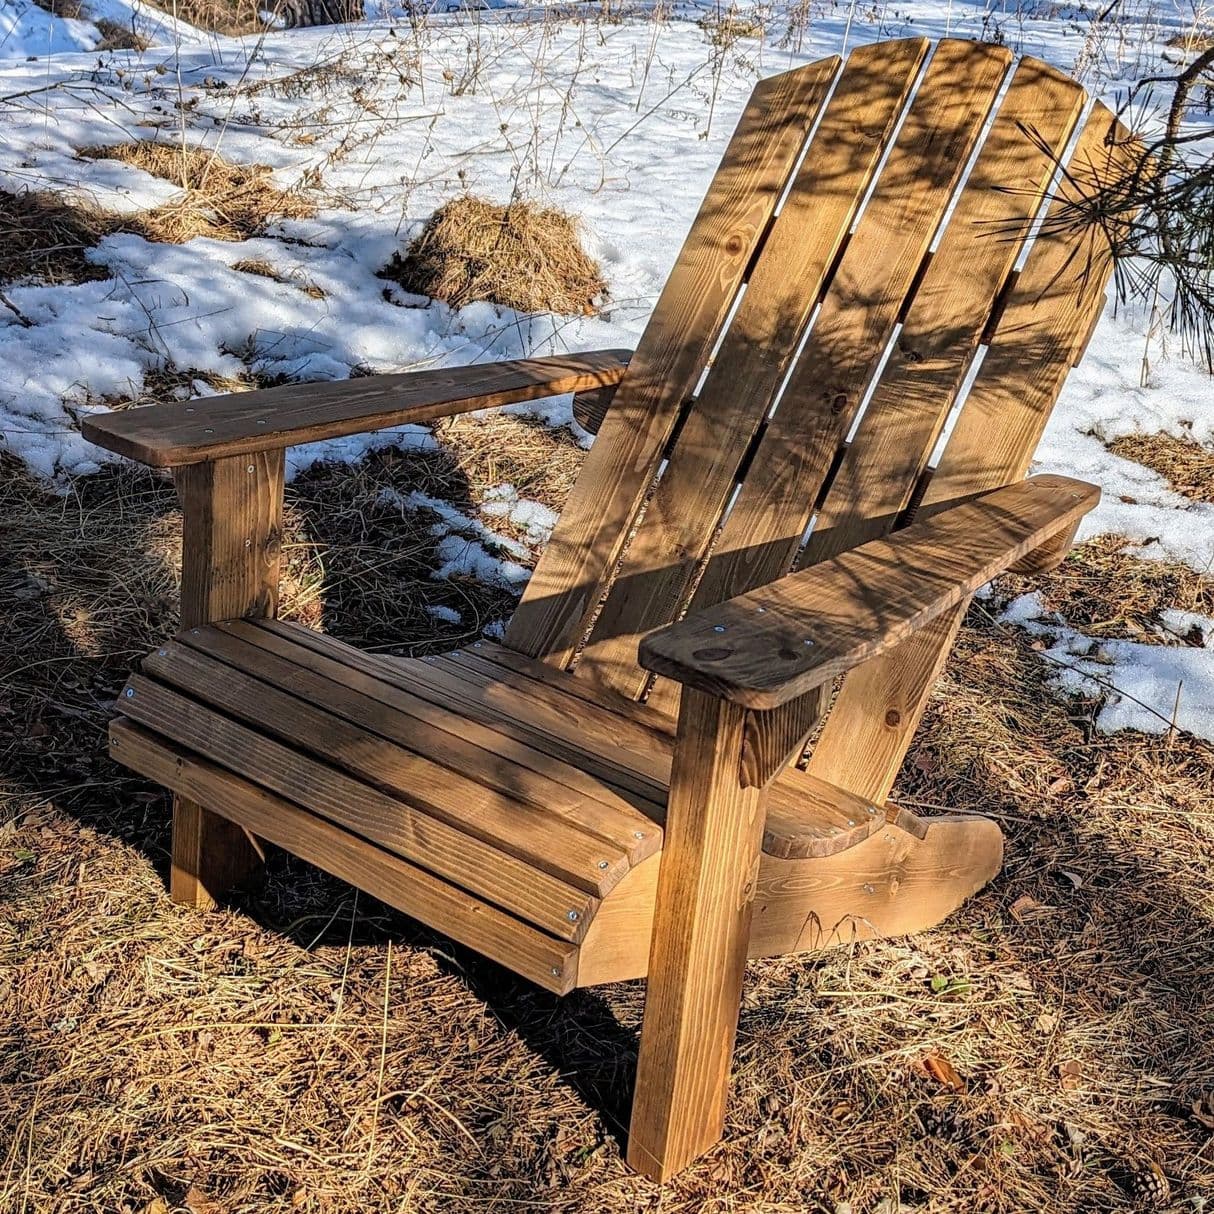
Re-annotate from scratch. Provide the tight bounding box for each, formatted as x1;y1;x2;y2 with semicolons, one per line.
0;146;314;288
1107;431;1214;503
0;189;113;285
82;142;315;243
382;195;606;316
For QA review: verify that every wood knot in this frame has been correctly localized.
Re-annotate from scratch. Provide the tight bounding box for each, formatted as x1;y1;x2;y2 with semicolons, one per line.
724;233;745;256
884;708;902;727
692;646;733;662
830;392;848;415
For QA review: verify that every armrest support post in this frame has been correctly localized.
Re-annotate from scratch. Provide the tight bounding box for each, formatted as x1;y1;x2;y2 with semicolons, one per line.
168;450;284;907
629;688;767;1180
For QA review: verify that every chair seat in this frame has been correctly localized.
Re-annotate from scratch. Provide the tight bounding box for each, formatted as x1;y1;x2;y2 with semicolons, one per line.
108;620;895;991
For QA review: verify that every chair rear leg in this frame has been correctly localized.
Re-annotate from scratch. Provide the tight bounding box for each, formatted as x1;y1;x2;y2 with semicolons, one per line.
628;690;766;1181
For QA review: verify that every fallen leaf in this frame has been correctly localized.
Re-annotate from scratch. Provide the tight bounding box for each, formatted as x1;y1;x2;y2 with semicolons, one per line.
1059;1059;1083;1090
1192;1094;1214;1130
1059;869;1084;889
1034;1011;1060;1034
1011;894;1051;922
924;1052;967;1094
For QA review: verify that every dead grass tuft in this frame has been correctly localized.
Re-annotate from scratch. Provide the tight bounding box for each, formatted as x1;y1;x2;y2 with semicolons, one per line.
145;0;273;34
82;142;315;242
30;0;84;16
0;189;112;286
382;195;606;316
93;15;152;50
997;533;1214;644
232;256;326;298
1108;431;1214;503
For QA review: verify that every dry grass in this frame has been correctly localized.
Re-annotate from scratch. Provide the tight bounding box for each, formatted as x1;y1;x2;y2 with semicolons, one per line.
144;0;273;35
232;257;326;299
2;432;1213;1211
382;196;606;316
93;16;152;51
82;143;315;243
999;533;1214;644
0;190;113;286
1;147;314;290
1108;432;1214;504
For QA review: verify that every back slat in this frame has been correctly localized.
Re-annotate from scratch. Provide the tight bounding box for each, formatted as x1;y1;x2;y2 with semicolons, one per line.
803;102;1139;801
800;56;1086;567
921;102;1137;512
679;40;1013;636
503;59;840;665
575;37;932;697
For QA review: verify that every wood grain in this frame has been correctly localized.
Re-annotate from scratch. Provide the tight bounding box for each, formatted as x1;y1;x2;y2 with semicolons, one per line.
807;104;1138;806
169;450;284;907
110;721;579;994
118;674;601;940
627;689;766;1180
575;38;930;697
577;810;1003;985
505;59;840;667
640;475;1099;707
801;56;1086;565
740;688;825;789
681;40;1011;627
82;350;633;467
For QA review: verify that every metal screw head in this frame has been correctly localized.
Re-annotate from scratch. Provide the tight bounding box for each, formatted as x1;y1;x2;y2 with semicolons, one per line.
185;407;195;414
191;628;200;634
756;606;767;613
124;687;135;698
244;539;252;548
473;641;482;648
847;819;855;826
157;649;167;657
567;910;580;923
633;831;645;840
712;624;727;633
111;738;120;748
597;860;609;870
862;883;876;894
803;638;815;646
866;805;878;816
256;419;266;426
550;966;560;976
247;465;255;473
204;428;214;434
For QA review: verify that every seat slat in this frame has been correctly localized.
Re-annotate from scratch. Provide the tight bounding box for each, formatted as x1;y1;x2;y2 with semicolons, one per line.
574;37;931;697
117;674;599;940
185;623;661;858
504;57;840;667
800;56;1087;566
681;39;1013;628
109;721;579;993
225;621;665;824
262;621;672;806
469;640;677;736
143;640;631;895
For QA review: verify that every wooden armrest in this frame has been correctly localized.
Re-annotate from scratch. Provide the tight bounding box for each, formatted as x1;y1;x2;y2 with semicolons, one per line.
82;349;633;468
639;474;1098;709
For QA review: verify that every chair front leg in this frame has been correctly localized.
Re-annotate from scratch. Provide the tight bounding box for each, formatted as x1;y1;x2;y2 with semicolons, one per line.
170;450;284;908
628;688;767;1181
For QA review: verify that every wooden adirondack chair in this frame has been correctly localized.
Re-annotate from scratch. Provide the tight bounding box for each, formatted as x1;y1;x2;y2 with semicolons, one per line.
83;37;1135;1180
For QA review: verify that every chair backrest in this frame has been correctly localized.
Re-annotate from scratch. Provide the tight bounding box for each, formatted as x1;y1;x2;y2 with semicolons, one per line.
504;37;1135;701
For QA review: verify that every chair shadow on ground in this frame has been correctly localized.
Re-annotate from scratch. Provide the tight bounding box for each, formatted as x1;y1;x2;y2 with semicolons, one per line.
2;447;1213;1205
